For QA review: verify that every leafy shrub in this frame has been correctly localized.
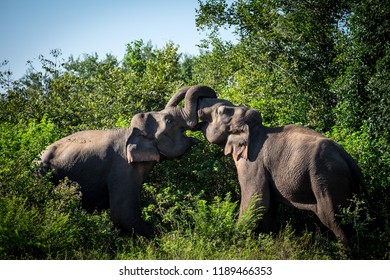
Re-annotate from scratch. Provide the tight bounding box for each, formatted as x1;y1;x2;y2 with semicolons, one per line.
0;178;119;259
0;195;43;259
0;117;61;198
133;188;336;260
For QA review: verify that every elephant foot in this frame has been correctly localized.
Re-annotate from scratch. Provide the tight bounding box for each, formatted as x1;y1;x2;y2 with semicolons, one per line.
336;238;352;259
113;216;152;238
123;220;153;238
134;222;153;238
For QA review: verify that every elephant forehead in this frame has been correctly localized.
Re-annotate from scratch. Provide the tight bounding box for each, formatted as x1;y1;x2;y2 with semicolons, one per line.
217;105;235;117
198;98;233;110
131;112;159;130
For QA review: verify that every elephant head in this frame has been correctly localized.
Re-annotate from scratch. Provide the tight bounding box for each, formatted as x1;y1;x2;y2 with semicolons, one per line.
127;85;217;162
197;98;262;161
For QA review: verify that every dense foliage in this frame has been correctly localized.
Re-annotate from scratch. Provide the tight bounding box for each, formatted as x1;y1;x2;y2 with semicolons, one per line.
1;0;388;259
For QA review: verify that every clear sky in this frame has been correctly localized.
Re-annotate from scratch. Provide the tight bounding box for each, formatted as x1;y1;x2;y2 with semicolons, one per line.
0;0;235;79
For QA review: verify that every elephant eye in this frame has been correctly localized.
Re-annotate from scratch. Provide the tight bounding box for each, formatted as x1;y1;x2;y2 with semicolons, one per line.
165;118;174;125
217;106;234;117
217;107;224;115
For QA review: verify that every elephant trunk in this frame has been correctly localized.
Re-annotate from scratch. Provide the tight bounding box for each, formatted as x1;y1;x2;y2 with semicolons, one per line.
166;85;218;128
165;86;191;107
244;108;263;127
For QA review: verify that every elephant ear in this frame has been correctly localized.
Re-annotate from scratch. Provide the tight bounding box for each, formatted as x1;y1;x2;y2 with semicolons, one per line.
224;124;249;162
126;128;160;163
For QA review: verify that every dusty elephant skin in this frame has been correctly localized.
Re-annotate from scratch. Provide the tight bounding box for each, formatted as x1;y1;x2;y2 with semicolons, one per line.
38;85;216;236
197;97;370;245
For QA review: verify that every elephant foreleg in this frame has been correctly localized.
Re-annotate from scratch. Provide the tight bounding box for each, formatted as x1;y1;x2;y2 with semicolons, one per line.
237;164;274;231
108;177;151;237
109;195;151;236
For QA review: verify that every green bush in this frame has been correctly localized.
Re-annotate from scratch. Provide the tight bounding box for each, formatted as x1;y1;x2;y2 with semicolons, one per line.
0;179;119;259
118;193;335;260
0;195;42;259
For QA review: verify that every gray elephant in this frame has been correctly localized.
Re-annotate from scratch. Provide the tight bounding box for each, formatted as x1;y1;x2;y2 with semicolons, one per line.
196;97;369;245
38;85;216;236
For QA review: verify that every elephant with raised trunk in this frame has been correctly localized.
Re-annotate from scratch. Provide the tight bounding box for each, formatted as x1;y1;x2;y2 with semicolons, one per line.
196;96;370;245
38;85;216;236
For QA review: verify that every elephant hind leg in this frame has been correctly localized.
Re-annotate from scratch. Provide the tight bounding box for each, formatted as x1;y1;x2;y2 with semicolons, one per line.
315;198;349;246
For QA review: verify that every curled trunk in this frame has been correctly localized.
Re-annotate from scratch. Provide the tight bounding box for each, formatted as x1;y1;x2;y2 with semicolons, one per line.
166;85;217;128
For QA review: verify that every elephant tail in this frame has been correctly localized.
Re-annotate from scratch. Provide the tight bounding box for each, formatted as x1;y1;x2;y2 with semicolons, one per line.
352;166;374;209
36;145;59;182
339;146;374;208
342;146;390;233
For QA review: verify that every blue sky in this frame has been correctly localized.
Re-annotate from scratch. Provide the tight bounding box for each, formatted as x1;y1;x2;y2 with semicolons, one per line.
0;0;235;79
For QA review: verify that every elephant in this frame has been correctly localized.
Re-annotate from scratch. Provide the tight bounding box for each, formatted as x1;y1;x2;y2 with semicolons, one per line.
196;97;369;245
38;85;217;236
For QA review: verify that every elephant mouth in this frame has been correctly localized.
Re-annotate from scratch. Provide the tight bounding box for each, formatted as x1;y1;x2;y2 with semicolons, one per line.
195;122;213;142
193;121;206;132
157;130;199;159
196;121;228;145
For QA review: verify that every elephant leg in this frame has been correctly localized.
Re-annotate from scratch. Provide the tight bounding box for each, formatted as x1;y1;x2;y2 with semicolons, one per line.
237;165;272;230
259;199;279;233
108;173;151;237
109;186;151;236
310;151;354;247
312;168;352;246
315;196;348;246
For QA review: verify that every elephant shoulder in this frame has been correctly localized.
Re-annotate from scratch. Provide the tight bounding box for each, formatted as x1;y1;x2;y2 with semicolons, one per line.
282;124;322;136
280;125;328;144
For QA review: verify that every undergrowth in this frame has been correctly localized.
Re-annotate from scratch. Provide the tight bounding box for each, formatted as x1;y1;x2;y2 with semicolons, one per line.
0;118;388;260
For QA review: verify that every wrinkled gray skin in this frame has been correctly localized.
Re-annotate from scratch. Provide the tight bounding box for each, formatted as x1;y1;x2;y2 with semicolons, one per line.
197;98;367;245
38;85;216;236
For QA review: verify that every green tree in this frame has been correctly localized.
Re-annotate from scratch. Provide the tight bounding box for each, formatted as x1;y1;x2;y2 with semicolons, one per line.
333;0;390;135
0;41;188;131
195;0;351;129
330;0;390;213
122;39;155;74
